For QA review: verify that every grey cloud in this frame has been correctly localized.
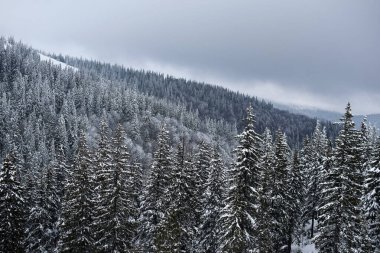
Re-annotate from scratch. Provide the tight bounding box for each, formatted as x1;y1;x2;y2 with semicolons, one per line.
0;0;379;114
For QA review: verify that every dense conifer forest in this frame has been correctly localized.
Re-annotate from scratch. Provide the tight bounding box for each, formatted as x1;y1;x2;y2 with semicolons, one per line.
0;37;379;252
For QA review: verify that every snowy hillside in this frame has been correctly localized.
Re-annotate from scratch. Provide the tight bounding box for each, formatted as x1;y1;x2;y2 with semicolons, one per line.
38;53;78;71
0;37;378;253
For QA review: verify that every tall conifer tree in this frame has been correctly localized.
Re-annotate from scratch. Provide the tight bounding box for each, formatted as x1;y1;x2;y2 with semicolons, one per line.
218;105;262;252
0;154;25;253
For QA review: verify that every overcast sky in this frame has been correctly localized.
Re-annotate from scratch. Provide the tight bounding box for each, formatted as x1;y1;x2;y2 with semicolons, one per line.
1;0;379;114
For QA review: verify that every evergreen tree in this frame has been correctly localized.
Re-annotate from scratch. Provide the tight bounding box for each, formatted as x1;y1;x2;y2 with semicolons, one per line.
194;140;212;230
155;138;196;252
302;121;327;238
315;141;336;252
97;123;137;251
0;154;25;253
286;151;304;252
197;145;225;253
360;117;374;172
365;137;380;252
256;128;276;253
25;159;60;252
59;130;94;252
92;121;115;250
55;143;68;202
315;103;370;253
218;105;262;252
138;124;173;251
271;130;291;252
195;140;212;192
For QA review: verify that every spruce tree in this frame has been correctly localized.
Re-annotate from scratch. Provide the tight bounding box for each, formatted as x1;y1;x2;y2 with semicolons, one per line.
256;128;276;253
194;140;212;229
25;160;59;252
197;144;225;253
286;151;304;252
360;117;374;172
59;130;94;252
0;154;26;253
302;121;327;238
96;123;137;251
218;105;262;252
155;138;195;252
365;137;380;252
315;103;370;253
138;124;173;251
315;141;337;252
271;130;291;252
195;140;212;193
92;121;115;250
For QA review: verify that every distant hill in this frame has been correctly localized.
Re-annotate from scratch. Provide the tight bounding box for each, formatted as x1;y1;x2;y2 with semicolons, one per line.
274;103;380;130
50;53;339;145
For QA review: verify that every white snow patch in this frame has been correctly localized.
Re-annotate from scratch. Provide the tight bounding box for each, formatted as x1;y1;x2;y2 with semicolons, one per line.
38;53;78;71
292;243;318;253
3;41;10;50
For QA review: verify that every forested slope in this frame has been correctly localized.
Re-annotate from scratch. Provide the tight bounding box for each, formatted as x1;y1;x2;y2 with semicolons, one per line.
55;53;339;146
0;37;379;253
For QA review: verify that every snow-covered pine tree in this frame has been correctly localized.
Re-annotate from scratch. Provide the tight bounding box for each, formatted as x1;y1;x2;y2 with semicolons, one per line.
302;121;327;238
218;105;262;252
194;140;212;229
197;144;225;253
127;161;143;241
92;120;115;250
0;154;26;253
271;129;291;252
137;124;173;251
155;138;195;252
314;141;336;252
360;117;374;173
286;151;304;252
364;137;380;252
97;123;137;251
55;143;68;201
59;130;95;252
256;128;276;253
315;103;370;253
195;140;212;192
25;156;60;252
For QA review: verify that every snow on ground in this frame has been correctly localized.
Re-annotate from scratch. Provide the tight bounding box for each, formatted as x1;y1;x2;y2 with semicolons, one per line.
292;243;318;253
38;53;78;71
291;220;319;252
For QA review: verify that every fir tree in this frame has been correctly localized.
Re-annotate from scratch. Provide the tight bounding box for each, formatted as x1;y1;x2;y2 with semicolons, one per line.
92;121;115;250
286;151;304;252
25;159;60;252
59;130;94;252
97;123;137;251
138;124;173;251
302;121;327;238
256;128;276;253
194;140;212;229
218;105;262;252
0;154;26;253
195;140;212;192
365;137;380;252
197;145;225;253
315;103;370;253
360;117;373;172
271;130;291;252
155;138;195;252
315;141;337;252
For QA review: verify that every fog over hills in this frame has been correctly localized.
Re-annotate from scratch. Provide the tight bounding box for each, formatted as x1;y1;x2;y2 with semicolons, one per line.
274;102;380;130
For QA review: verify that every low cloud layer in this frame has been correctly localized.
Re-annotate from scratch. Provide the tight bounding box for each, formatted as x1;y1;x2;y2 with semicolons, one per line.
1;0;379;114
